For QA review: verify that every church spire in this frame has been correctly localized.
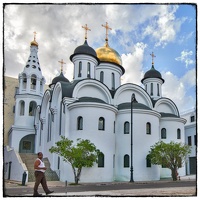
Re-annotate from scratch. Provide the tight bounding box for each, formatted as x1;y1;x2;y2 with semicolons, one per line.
102;22;112;47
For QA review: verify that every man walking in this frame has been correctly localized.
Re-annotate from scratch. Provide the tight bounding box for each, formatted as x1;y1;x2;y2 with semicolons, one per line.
33;152;54;196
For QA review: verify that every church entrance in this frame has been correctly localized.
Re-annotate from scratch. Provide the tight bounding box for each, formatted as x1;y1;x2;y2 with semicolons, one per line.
19;134;35;153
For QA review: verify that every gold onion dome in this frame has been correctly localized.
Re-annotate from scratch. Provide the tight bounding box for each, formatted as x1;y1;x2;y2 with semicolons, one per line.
95;42;122;66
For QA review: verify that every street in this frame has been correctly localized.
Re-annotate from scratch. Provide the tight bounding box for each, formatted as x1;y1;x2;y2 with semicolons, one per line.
3;179;197;197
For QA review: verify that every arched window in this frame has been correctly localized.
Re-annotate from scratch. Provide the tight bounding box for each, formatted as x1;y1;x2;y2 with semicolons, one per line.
161;128;166;139
77;116;83;130
31;74;37;89
146;154;151;167
177;129;181;139
87;62;91;78
22;73;27;89
146;122;151;134
157;84;160;96
124;121;129;134
78;61;82;77
100;71;104;83
20;100;25;116
98;153;104;167
98;117;105;130
29;101;37;116
151;83;153;95
124;154;129;168
112;73;115;90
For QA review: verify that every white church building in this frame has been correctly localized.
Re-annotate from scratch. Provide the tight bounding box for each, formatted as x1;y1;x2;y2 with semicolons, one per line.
5;24;188;183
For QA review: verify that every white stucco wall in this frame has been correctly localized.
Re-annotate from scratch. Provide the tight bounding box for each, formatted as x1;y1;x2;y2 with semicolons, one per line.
115;109;161;181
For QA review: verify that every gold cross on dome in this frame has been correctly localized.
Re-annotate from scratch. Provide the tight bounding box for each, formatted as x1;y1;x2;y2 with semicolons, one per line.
82;24;91;40
150;52;156;65
58;59;66;72
102;22;112;41
33;31;37;41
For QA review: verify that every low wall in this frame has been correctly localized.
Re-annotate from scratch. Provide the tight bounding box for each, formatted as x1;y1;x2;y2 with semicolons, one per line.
4;146;28;182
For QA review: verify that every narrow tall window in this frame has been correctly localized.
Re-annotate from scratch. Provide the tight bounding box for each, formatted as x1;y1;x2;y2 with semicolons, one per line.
146;155;151;167
40;78;43;93
157;84;160;96
188;136;192;146
114;121;115;133
31;74;37;89
58;156;60;170
59;101;62;135
151;83;153;95
146;122;151;134
190;116;195;122
98;153;104;167
145;84;147;91
124;121;129;134
78;61;82;77
124;154;129;168
112;73;115;90
100;71;104;83
194;135;197;146
77;116;83;130
161;128;166;139
98;117;105;130
20;101;25;116
87;62;91;78
47;112;52;142
177;129;181;139
22;73;27;89
29;101;37;116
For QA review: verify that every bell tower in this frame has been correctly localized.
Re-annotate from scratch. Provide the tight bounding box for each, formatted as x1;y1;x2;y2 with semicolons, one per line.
9;33;46;153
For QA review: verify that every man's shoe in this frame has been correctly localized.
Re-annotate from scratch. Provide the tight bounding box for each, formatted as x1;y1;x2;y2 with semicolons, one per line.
46;191;54;195
33;193;43;197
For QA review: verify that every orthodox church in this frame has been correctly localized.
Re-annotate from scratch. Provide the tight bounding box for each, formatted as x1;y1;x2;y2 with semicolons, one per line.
5;23;187;183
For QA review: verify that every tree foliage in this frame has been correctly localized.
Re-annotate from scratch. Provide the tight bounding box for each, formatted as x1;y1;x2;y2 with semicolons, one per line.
148;141;191;181
49;136;100;184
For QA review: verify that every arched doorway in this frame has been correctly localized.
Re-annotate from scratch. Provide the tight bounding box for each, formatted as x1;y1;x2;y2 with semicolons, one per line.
19;134;35;153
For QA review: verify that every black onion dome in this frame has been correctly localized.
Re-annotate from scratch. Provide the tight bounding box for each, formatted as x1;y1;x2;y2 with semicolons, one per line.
141;65;164;83
70;40;97;61
50;72;69;86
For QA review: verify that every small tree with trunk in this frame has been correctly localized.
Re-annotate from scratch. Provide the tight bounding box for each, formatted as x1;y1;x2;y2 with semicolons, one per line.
49;136;100;184
148;141;191;181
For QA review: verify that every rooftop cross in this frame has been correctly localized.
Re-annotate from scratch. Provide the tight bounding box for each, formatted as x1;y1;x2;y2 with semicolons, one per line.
58;59;66;72
33;31;37;41
102;22;112;42
150;52;156;65
82;24;91;40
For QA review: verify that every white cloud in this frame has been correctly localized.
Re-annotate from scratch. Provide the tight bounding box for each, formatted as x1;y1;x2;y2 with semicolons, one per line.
175;50;194;68
121;42;147;85
141;5;183;47
162;70;196;112
3;4;196;113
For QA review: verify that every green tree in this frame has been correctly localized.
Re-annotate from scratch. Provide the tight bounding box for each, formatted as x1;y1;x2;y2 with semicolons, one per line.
49;136;100;184
148;141;191;181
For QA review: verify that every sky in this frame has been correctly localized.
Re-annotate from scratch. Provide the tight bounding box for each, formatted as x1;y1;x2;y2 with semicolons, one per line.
2;1;197;114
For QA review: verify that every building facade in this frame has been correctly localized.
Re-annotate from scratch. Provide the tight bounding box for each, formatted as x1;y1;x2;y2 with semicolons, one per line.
4;26;190;182
181;108;197;175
